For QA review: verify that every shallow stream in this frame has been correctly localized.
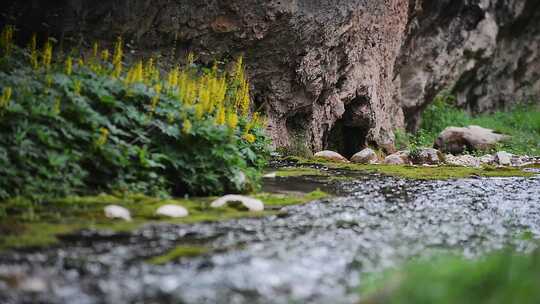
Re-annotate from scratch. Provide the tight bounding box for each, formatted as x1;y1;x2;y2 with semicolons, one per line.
1;169;540;303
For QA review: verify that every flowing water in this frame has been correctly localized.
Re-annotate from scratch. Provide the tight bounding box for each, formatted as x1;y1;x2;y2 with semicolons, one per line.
1;169;540;304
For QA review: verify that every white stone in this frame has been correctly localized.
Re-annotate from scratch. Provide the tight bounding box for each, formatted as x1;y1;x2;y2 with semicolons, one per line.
351;148;378;164
104;205;132;221
313;150;349;163
495;151;512;166
210;195;264;212
263;172;277;178
156;205;189;218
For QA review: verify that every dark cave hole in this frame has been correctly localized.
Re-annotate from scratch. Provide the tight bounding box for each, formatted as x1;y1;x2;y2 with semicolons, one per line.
327;121;368;159
326;102;370;159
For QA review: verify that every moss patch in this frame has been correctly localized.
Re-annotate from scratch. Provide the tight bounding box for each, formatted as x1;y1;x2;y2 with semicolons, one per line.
146;246;210;265
287;157;534;180
0;222;79;250
254;189;328;207
272;167;329;177
0;190;328;251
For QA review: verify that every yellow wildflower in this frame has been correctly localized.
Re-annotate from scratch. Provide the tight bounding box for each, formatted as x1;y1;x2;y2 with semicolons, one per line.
0;87;13;111
65;56;73;75
42;39;53;70
182;119;192;134
29;34;38;69
232;56;244;83
112;37;123;78
73;80;82;95
226;110;239;130
45;75;53;89
167;113;175;124
0;25;14;55
150;83;162;113
243;133;256;143
195;103;204;119
124;61;144;86
187;53;195;66
215;105;226;125
238;80;251;116
53;97;61;115
144;58;159;84
211;61;218;76
92;42;99;58
101;49;110;61
95;128;110;147
167;66;179;89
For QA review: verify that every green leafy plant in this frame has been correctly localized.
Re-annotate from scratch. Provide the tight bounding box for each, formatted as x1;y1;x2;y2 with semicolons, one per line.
0;26;270;200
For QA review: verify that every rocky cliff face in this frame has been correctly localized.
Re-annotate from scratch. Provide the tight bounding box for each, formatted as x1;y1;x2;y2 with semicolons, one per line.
2;0;539;154
399;0;540;131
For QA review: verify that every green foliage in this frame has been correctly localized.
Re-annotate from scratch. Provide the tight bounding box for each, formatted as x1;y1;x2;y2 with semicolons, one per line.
0;32;270;200
361;249;540;304
419;92;469;137
399;91;540;156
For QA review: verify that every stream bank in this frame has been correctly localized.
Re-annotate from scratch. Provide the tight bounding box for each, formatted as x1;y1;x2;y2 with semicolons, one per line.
1;163;540;303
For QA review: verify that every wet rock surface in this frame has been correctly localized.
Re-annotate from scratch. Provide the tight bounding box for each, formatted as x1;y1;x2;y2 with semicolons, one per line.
1;173;540;304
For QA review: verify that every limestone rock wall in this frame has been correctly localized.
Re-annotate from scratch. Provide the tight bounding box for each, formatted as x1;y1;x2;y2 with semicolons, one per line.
398;0;540;130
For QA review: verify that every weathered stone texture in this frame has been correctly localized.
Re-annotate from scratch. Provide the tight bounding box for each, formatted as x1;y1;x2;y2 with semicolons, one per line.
398;0;540;130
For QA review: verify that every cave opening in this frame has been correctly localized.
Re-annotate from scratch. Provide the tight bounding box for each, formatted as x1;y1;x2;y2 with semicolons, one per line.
326;100;370;159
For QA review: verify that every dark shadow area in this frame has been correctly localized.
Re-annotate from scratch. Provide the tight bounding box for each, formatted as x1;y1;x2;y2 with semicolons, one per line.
326;99;370;158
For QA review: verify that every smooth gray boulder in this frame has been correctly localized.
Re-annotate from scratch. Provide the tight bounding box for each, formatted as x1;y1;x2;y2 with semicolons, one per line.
410;148;443;165
434;126;509;154
384;151;409;165
351;148;379;164
314;151;349;163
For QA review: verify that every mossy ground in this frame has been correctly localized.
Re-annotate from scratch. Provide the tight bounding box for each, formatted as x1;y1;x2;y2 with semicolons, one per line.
272;167;328;177
0;190;329;251
280;156;534;180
